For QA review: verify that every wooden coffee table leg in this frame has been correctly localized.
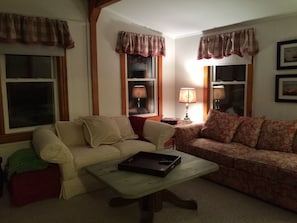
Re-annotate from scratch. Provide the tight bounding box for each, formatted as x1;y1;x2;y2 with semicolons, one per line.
139;194;155;223
160;189;198;210
109;189;197;223
109;197;138;207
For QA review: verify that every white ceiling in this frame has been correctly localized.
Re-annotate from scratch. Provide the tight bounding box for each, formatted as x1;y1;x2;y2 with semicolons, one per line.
106;0;297;39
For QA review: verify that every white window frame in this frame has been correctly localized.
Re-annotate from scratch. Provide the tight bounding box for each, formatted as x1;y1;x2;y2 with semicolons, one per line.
0;54;59;134
210;64;248;116
125;54;158;117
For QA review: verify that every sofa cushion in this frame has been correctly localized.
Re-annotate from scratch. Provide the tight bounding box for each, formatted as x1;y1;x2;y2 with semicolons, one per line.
113;140;156;157
293;134;297;153
232;116;264;147
82;117;122;148
256;120;297;152
55;121;86;147
182;138;255;168
234;150;297;186
71;145;121;169
201;109;242;143
112;116;138;140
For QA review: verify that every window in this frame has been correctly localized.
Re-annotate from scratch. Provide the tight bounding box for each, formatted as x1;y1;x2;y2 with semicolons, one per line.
121;54;163;119
0;54;69;143
204;64;253;118
1;55;58;133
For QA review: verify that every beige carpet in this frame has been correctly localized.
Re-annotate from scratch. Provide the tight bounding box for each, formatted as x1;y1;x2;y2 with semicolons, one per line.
0;178;297;223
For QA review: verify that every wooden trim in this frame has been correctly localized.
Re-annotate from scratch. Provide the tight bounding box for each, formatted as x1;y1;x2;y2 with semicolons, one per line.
0;55;69;144
0;73;4;135
156;56;163;120
88;0;101;115
56;55;69;121
246;63;253;116
120;54;127;115
0;132;32;144
89;18;100;115
203;66;210;121
120;55;163;120
88;0;120;115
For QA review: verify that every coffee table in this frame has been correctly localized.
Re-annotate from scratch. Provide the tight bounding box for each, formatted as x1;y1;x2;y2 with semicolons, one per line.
86;149;219;223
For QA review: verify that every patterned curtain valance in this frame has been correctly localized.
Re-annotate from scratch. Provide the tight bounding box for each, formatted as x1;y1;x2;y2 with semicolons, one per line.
0;13;74;49
116;31;166;57
198;28;258;60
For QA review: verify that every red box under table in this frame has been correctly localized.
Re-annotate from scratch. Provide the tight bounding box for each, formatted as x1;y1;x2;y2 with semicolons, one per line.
9;164;61;207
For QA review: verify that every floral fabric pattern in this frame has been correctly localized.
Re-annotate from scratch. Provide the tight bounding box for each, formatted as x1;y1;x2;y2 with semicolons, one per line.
175;117;297;212
232;116;264;147
175;123;203;150
200;109;242;143
185;139;254;167
256;120;297;152
234;150;297;185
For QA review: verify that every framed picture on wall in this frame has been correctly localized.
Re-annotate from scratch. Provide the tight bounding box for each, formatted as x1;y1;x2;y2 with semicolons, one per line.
275;74;297;102
277;39;297;70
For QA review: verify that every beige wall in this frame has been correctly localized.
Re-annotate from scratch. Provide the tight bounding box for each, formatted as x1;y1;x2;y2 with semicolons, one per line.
175;14;297;121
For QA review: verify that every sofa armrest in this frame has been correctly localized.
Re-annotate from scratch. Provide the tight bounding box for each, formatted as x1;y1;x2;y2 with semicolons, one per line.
32;127;73;164
175;123;204;150
143;120;175;150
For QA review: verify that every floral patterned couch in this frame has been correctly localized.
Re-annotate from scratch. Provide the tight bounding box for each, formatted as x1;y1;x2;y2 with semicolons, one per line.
175;109;297;212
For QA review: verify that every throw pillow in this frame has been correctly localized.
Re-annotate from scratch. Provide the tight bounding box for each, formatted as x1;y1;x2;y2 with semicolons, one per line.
256;120;297;152
55;121;86;146
83;116;121;148
232;116;265;147
112;116;138;140
200;109;242;143
82;116;122;148
129;116;147;140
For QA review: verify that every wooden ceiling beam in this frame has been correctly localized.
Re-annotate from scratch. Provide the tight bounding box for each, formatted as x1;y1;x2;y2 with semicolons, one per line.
95;0;120;8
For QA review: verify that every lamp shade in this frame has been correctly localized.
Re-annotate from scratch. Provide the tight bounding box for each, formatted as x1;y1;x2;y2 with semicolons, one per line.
132;85;147;98
179;88;197;103
213;85;225;100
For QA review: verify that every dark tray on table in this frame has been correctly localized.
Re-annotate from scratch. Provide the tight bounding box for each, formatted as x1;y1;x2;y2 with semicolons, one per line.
118;151;181;177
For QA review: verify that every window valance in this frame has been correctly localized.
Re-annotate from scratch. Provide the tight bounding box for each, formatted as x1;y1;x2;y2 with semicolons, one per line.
116;31;166;57
198;28;258;59
0;13;74;49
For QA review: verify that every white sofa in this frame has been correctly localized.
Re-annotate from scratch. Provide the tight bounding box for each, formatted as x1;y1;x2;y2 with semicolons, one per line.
32;115;175;199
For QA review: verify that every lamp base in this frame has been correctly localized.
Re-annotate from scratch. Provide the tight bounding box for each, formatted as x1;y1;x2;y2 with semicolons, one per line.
183;116;190;121
182;115;192;124
183;112;191;122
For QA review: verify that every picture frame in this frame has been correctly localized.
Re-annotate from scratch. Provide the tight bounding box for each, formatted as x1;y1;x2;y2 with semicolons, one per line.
277;39;297;70
275;74;297;102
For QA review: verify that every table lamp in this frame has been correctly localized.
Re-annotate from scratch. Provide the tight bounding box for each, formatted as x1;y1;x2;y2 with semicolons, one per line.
213;85;225;110
179;88;197;121
132;85;147;108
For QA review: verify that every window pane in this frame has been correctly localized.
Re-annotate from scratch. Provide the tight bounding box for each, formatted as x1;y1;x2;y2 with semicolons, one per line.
215;65;246;81
6;55;52;78
6;82;55;128
128;81;155;115
213;84;245;116
127;55;153;78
